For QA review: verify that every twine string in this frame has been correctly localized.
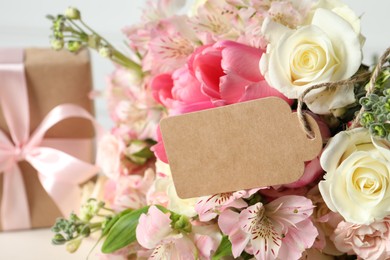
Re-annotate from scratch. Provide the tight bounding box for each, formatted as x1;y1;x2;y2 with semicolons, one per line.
297;46;390;137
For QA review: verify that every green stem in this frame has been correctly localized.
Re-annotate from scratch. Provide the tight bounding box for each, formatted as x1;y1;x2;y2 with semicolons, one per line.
79;19;143;74
68;19;87;35
89;222;103;229
112;49;143;74
102;207;115;213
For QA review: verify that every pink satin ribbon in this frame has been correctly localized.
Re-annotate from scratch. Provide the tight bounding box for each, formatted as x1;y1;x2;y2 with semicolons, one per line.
0;48;101;230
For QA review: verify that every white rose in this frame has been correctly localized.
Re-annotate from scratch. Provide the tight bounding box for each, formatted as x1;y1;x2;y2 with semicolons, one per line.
148;160;199;217
260;8;363;114
306;0;360;32
319;128;390;224
308;0;365;45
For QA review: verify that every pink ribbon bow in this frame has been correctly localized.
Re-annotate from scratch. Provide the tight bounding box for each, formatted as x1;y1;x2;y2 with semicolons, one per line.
0;48;101;230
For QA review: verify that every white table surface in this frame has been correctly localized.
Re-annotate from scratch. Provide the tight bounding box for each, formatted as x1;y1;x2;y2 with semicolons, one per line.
0;228;101;260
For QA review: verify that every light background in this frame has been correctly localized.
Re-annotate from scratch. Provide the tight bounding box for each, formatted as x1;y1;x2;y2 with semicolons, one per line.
1;0;390;129
0;0;389;259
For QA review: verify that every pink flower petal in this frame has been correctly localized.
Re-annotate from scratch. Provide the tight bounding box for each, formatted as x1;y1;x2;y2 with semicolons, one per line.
218;209;239;235
195;193;247;222
193;224;222;259
170;100;215;115
151;73;174;106
151;235;197;260
239;82;294;105
266;195;314;228
171;66;209;103
136;206;172;249
219;74;252;104
219;209;250;258
216;40;263;82
277;220;319;260
192;47;224;99
151;127;169;163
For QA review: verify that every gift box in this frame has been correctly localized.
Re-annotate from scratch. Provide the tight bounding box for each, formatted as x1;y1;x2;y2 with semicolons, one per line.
0;48;99;231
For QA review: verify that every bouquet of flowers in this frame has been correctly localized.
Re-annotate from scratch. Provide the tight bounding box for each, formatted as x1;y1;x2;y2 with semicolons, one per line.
48;0;390;259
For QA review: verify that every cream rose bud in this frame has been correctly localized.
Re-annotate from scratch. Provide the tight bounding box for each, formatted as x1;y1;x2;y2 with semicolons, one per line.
260;8;362;114
319;128;390;225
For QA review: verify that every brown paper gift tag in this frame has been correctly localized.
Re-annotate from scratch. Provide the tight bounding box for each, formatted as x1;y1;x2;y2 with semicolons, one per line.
161;98;322;199
0;48;95;231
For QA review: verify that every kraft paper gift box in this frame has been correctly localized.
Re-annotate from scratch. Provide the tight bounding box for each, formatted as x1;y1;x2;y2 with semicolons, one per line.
0;48;98;231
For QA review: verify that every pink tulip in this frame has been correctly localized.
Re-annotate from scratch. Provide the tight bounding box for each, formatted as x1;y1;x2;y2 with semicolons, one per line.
190;40;293;105
151;66;214;114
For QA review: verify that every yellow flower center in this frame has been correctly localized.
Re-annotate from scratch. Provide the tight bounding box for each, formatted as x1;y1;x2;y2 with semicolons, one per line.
291;44;326;82
352;167;383;196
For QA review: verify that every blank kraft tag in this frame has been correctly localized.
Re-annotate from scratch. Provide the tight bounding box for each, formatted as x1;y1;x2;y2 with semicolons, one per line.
160;97;322;199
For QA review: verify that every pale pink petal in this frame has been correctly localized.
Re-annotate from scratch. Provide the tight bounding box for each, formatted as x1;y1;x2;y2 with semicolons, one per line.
192;224;222;259
220;199;248;213
229;228;251;258
277;220;319;260
195;193;247;222
136;206;172;249
219;210;250;258
151;235;197;260
266;195;314;228
243;188;262;198
218;209;240;235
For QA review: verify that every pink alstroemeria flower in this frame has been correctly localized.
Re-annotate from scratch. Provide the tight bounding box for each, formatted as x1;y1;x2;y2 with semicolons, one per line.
195;189;259;222
104;169;155;212
218;195;318;260
136;206;198;259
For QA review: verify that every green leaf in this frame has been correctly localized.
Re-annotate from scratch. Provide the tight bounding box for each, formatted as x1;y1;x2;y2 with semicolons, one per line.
87;209;134;259
101;206;149;253
212;236;232;260
134;147;154;159
101;209;132;237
